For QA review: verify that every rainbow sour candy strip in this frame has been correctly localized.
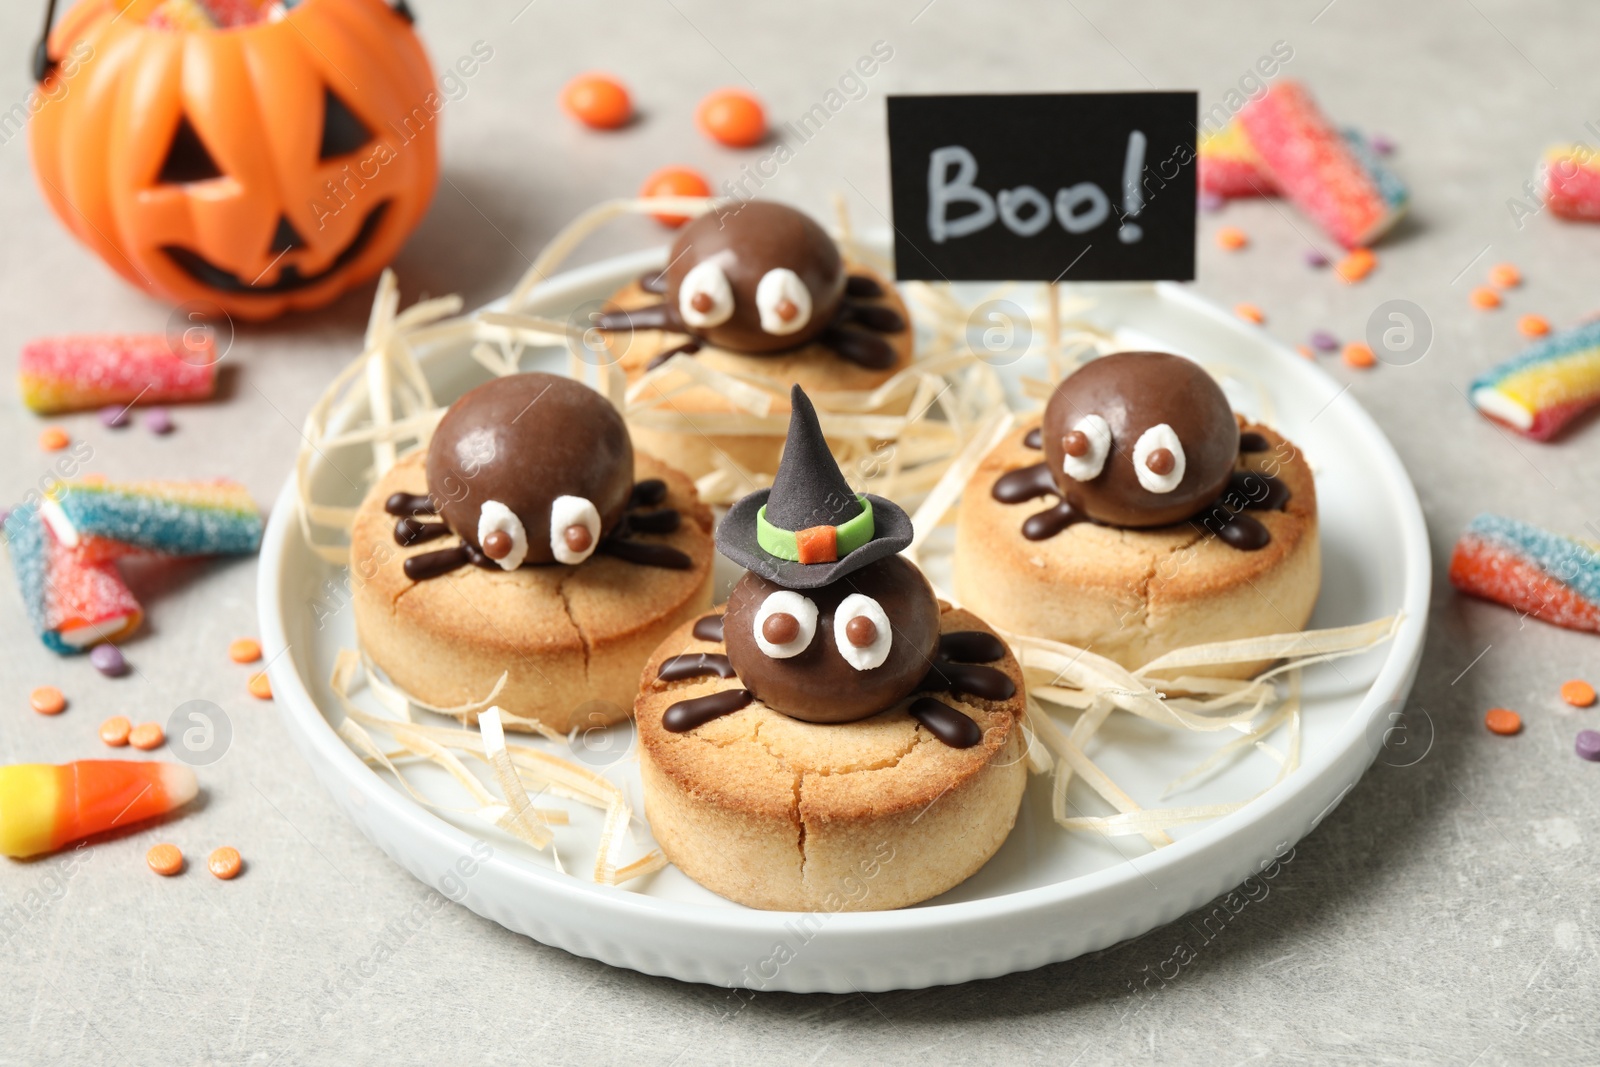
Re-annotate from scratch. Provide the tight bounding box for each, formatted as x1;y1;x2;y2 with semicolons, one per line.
0;760;198;858
1237;81;1408;248
1469;319;1600;441
1199;121;1279;198
1536;145;1600;222
19;333;217;415
1449;514;1600;634
41;479;263;558
3;504;143;654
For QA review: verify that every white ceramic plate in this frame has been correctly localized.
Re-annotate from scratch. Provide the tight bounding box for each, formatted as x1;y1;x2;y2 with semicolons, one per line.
258;244;1429;993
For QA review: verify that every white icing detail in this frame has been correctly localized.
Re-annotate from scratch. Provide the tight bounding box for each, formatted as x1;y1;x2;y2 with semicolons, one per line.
678;259;735;328
477;500;529;570
1132;423;1187;494
1059;414;1112;482
754;268;813;335
1471;387;1534;430
37;497;78;547
549;495;601;565
754;590;817;659
833;593;892;671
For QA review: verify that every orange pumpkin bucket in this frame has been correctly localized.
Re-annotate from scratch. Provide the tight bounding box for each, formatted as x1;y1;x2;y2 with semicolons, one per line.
29;0;439;321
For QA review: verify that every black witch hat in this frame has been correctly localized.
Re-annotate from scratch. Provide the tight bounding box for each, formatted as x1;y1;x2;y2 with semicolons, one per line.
718;386;913;589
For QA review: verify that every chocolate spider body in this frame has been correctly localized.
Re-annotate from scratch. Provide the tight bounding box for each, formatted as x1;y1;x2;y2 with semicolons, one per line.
594;201;907;369
388;373;690;579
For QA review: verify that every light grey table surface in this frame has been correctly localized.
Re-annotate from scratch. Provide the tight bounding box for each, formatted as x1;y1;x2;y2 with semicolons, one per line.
3;0;1599;1063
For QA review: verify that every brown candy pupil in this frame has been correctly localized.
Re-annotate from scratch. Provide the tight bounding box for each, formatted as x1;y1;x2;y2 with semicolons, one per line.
481;529;513;560
564;524;593;553
690;292;715;313
762;612;800;645
1146;447;1176;476
1061;430;1090;458
775;297;799;322
844;616;877;648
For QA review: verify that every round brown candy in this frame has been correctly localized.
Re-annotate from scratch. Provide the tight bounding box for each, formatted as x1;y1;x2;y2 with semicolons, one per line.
426;373;634;564
664;201;845;354
1041;351;1239;527
481;530;513;560
724;555;939;724
844;615;877;648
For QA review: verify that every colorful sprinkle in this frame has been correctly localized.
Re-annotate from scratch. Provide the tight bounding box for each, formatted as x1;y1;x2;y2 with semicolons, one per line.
1470;286;1501;310
1577;730;1600;761
228;638;262;664
99;715;132;746
1485;708;1522;735
1368;133;1396;156
129;721;165;750
30;686;66;715
560;73;632;130
144;407;174;434
99;404;130;428
696;88;766;147
1488;263;1521;289
89;643;127;677
1303;248;1330;268
1310;329;1339;351
1561;679;1596;707
1235;303;1265;324
1216;226;1248;250
146;843;184;877
1199;191;1226;213
1518;314;1550;338
39;428;70;452
207;846;243;880
1342;342;1376;369
1295;344;1315;360
1335;248;1376;283
248;672;272;700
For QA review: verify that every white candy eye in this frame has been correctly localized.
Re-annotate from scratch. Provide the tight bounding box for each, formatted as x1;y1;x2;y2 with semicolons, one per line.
833;593;892;671
754;590;818;659
1132;424;1187;493
550;495;601;564
678;260;734;328
1059;414;1112;482
755;268;813;335
477;500;528;571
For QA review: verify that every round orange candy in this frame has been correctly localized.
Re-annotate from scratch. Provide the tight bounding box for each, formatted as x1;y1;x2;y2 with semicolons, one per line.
30;685;66;715
696;89;766;147
1470;286;1501;310
248;672;273;700
229;637;262;664
1215;226;1248;250
1484;708;1522;735
1234;303;1265;324
207;846;243;880
1489;263;1521;289
1561;679;1596;707
1342;342;1376;369
129;721;165;750
1518;314;1550;337
561;73;632;130
99;715;132;746
146;843;184;877
38;428;70;452
639;166;712;227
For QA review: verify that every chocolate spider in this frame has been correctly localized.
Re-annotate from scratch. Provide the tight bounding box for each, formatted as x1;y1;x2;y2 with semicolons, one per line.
385;372;691;580
995;351;1291;550
592;200;907;370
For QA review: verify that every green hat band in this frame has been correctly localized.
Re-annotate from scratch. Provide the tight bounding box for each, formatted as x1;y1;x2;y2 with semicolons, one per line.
756;496;875;563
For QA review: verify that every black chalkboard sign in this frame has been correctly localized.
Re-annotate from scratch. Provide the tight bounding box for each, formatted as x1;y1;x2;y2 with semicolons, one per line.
886;93;1197;282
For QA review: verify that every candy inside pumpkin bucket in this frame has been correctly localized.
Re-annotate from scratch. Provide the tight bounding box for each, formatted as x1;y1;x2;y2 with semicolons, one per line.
28;0;438;321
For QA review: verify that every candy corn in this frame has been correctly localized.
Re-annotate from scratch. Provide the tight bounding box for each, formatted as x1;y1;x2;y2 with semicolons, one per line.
0;760;197;858
1469;319;1600;441
1449;514;1600;634
18;334;217;416
41;479;262;558
4;504;143;654
1536;145;1600;222
1236;82;1408;248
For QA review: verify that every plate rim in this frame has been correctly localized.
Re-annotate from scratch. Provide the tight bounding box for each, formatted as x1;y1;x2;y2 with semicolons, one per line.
258;249;1431;971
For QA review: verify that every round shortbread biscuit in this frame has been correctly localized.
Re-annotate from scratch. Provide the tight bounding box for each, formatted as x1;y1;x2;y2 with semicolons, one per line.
635;602;1027;912
602;263;915;482
352;449;714;733
955;418;1320;680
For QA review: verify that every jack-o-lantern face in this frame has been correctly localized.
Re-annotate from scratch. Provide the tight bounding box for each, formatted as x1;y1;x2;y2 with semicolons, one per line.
30;0;439;320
